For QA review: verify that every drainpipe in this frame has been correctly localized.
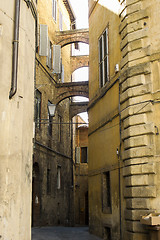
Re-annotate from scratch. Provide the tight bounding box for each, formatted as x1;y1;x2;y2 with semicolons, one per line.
9;0;21;99
118;79;122;240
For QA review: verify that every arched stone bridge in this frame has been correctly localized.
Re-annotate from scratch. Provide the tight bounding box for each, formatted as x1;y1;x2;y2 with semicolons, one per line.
71;55;89;74
70;101;88;119
56;29;89;47
54;81;89;105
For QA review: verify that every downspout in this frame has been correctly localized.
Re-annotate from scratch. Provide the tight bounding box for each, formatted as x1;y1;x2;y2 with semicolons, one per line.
9;0;21;99
118;79;122;240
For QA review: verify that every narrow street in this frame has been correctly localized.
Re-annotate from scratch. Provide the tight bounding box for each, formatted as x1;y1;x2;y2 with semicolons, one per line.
32;226;102;240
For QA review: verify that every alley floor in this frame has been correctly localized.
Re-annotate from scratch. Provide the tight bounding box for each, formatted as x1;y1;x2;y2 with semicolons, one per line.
32;226;102;240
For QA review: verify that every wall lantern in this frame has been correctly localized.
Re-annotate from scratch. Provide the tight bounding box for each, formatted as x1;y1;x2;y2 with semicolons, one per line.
48;103;56;117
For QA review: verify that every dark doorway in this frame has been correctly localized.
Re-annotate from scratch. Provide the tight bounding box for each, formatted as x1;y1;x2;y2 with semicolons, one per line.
32;162;40;226
85;191;89;225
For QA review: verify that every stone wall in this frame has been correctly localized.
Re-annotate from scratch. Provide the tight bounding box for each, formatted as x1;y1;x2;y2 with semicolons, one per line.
119;0;160;239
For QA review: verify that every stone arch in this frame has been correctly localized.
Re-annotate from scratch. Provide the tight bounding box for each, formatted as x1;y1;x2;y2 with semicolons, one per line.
58;37;89;48
55;29;89;48
71;55;89;74
70;102;88;119
55;91;89;105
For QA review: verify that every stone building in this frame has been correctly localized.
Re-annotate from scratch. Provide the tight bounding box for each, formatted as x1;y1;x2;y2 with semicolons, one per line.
73;115;89;226
0;0;36;239
88;0;160;240
32;0;76;227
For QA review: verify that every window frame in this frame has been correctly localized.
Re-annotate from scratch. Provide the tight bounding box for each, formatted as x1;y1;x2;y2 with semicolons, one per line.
59;10;63;31
57;166;61;190
101;171;112;214
98;26;109;88
52;0;57;22
47;168;51;195
35;89;41;129
48;100;53;136
81;147;88;163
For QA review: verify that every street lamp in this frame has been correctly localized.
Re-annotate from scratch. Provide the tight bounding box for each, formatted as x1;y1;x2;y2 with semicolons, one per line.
48;103;56;117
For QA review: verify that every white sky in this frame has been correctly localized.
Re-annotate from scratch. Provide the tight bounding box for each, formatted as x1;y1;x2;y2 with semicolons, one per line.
69;0;89;123
69;0;89;29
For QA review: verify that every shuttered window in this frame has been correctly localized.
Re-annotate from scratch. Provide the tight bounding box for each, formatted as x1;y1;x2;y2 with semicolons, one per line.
46;40;52;69
61;64;64;83
75;147;80;164
35;90;41;129
39;24;48;56
53;45;61;74
99;27;109;87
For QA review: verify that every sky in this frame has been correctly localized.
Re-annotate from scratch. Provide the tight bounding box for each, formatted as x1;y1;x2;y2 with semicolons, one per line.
69;0;89;123
69;0;89;29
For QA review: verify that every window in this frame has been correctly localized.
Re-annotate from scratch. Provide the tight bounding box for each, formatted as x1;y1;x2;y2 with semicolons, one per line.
39;24;48;56
99;27;109;87
57;166;61;189
59;10;63;31
58;115;62;142
47;169;51;194
47;40;52;69
81;147;88;163
35;90;41;128
102;171;111;213
103;226;112;240
52;0;57;22
48;101;52;136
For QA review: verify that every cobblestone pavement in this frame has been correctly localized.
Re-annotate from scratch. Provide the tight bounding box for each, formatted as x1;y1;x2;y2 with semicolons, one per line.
32;226;102;240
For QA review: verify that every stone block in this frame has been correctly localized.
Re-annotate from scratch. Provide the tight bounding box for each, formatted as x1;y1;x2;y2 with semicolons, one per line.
124;157;152;167
123;165;142;176
124;135;148;149
142;163;156;174
125;175;149;186
122;123;154;140
124;186;156;198
121;74;145;92
121;20;144;40
123;163;155;176
120;62;151;83
119;9;149;33
122;146;154;160
121;102;152;120
121;46;151;69
125;209;152;220
124;231;148;240
126;198;150;209
126;220;147;233
120;84;151;103
122;39;143;58
121;28;148;50
123;114;147;129
120;2;142;21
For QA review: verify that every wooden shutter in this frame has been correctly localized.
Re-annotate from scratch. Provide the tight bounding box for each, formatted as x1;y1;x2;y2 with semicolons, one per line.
39;24;48;56
75;147;80;164
46;40;52;69
53;45;61;73
61;64;64;83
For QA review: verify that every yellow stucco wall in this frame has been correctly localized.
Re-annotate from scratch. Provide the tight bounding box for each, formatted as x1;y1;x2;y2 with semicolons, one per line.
88;0;121;239
0;1;35;239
